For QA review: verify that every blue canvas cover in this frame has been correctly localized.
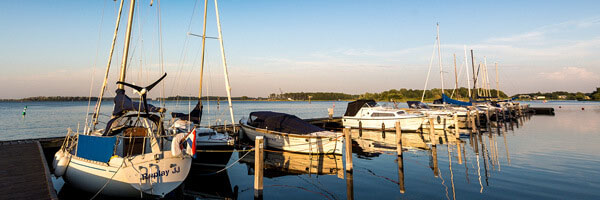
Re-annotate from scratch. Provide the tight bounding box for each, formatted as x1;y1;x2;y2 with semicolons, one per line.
442;94;472;106
76;134;117;163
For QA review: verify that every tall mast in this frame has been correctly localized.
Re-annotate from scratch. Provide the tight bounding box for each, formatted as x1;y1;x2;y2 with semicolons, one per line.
464;45;471;98
214;0;236;131
198;0;208;101
470;50;477;99
453;53;458;97
117;0;136;90
93;0;125;127
495;62;500;98
436;23;445;94
484;57;491;97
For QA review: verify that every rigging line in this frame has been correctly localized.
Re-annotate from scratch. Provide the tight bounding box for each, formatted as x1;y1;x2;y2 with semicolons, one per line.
170;0;200;103
156;0;166;107
85;0;109;133
421;38;438;102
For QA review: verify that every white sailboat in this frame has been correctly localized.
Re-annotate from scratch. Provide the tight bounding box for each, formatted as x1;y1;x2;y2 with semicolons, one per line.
168;0;235;168
53;0;193;197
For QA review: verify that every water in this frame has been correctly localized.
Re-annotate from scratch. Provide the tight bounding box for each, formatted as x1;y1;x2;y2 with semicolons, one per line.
1;100;599;199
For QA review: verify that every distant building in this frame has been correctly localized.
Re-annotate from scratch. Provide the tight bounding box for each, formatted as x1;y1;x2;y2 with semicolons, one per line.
534;96;546;100
558;95;567;99
519;95;531;99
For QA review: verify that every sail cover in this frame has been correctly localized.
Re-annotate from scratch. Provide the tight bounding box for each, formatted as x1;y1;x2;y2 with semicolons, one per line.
248;111;325;134
344;100;377;116
407;101;430;109
441;94;472;106
171;101;203;124
112;89;162;117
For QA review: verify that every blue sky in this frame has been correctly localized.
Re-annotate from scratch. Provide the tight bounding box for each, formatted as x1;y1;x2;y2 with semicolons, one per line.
1;0;599;98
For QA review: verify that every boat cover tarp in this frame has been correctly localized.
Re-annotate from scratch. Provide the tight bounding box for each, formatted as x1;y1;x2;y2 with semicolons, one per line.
171;101;203;124
248;111;325;134
344;100;377;116
112;89;162;117
407;101;430;109
442;94;472;106
76;134;117;163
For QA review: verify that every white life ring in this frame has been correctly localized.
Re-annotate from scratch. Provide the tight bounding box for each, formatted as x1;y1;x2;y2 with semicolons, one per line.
171;133;185;157
54;154;70;177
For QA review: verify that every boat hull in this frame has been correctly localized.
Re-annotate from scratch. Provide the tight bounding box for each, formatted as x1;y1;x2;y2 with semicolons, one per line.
63;152;192;198
341;116;424;131
240;122;343;154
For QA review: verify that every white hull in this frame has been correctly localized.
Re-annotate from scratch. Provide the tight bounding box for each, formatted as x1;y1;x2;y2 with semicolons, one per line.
63;152;191;197
240;121;343;154
342;116;424;131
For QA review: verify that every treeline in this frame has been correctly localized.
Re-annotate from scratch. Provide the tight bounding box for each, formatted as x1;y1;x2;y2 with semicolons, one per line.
0;96;111;102
359;87;508;102
158;95;266;101
513;88;600;100
268;92;359;101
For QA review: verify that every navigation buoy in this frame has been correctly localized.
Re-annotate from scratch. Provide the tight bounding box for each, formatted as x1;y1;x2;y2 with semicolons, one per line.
582;107;585;111
22;106;27;117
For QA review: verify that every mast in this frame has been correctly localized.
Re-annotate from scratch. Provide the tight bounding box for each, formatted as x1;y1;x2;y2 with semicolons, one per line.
117;0;136;90
214;0;236;131
464;45;471;98
470;50;477;99
93;0;125;127
198;0;208;101
495;62;500;98
436;23;445;94
453;53;458;97
484;57;491;97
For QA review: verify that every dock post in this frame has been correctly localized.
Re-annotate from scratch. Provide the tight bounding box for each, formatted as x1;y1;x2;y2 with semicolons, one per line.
358;121;362;137
344;127;353;172
395;121;402;156
453;114;459;137
472;112;478;132
254;136;264;199
496;109;501;134
485;109;491;132
397;154;405;194
429;117;436;144
346;171;354;200
381;123;386;139
476;111;481;130
431;144;439;177
457;142;463;165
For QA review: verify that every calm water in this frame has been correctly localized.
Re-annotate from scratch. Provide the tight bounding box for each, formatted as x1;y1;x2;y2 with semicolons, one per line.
1;100;599;199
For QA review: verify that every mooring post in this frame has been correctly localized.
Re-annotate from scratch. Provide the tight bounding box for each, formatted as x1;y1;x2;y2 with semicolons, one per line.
395;121;402;156
254;136;264;199
432;144;439;177
382;123;386;139
485;109;491;132
429;117;436;144
457;142;463;165
344;127;353;172
346;171;354;200
358;121;362;137
453;113;459;137
496;109;500;134
397;154;405;194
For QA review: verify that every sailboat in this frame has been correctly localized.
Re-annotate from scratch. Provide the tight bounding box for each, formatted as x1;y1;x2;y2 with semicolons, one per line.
52;0;193;197
168;0;235;168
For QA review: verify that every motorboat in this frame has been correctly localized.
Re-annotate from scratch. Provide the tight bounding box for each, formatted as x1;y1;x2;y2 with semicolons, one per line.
240;111;343;154
342;100;425;131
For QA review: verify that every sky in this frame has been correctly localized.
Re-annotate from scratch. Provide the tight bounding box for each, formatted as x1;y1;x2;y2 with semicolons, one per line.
1;0;599;99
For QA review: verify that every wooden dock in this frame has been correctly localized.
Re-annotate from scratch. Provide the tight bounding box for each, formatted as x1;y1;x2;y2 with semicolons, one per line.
0;141;57;200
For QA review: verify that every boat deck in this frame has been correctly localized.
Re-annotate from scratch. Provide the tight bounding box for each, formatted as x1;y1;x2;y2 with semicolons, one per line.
0;141;57;200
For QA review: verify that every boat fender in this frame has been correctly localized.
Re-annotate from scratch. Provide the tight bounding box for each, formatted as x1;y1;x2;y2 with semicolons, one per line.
171;133;185;157
52;150;65;170
54;154;70;177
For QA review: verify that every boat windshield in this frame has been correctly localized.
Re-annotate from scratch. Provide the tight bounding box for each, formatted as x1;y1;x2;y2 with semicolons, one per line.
104;114;162;136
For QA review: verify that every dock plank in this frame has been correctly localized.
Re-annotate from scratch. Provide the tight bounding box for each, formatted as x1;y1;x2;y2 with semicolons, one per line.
0;142;57;200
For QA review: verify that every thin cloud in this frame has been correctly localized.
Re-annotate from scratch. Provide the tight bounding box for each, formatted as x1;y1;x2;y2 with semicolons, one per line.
538;67;599;81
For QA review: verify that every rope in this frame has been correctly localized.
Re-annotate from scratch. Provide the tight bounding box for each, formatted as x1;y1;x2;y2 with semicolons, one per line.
90;159;125;200
193;148;255;176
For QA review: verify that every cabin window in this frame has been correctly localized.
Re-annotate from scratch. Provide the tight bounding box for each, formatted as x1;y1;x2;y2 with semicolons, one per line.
396;111;406;115
371;112;395;117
